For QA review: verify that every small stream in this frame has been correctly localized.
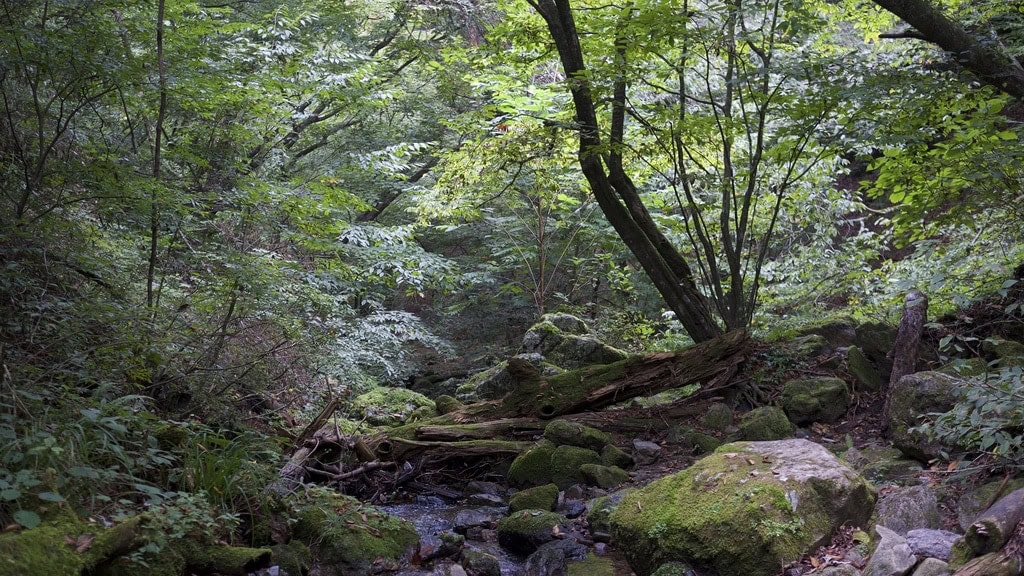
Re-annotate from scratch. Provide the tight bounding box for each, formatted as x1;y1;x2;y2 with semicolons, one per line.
381;496;635;576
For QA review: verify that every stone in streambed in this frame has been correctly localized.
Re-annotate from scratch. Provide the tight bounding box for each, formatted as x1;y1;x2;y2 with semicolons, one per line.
509;484;559;513
496;510;568;555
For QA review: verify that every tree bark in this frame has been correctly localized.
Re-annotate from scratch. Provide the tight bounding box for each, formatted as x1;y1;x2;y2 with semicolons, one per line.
883;290;928;428
873;0;1024;100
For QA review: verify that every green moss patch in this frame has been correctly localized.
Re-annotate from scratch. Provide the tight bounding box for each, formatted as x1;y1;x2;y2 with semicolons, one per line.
509;484;559;513
738;406;793;441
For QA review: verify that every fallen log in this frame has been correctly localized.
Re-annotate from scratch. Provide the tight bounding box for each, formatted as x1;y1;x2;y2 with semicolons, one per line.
268;399;343;496
965;488;1024;555
953;552;1024;576
493;329;751;419
366;438;534;462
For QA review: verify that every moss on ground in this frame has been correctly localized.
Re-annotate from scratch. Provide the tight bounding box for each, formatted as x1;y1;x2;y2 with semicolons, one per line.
509;484;559;513
567;553;617;576
292;491;418;576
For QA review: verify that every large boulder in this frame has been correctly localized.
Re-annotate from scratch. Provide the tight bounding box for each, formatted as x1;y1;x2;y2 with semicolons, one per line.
349;387;436;427
781;377;850;425
738;406;793;440
522;314;628;369
458;354;562;401
292;492;418;576
875;485;942;535
609;439;875;576
887;372;961;461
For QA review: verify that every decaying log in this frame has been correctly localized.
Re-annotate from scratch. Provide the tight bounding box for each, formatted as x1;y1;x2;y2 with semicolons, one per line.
489;329;751;419
965;488;1024;555
365;438;534;462
883;290;928;428
268;399;342;495
413;418;545;441
953;551;1024;576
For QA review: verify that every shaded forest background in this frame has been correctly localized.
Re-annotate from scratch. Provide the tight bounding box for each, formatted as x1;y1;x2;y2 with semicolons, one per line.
1;0;1022;551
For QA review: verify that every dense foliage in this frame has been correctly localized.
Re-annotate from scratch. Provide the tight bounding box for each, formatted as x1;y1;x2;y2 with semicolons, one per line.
1;0;1022;551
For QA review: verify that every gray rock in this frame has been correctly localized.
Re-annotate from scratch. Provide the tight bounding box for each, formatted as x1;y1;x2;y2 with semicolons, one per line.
557;497;586;519
454;509;499;533
820;565;861;576
876;485;942;535
468;493;507;507
450;564;469;576
523;540;588;576
461;549;501;576
905;529;960;561
887;372;961;461
910;558;950;576
466;481;506;496
864;525;917;576
781;377;850;425
701;402;734;430
843;445;924;486
631;439;662;465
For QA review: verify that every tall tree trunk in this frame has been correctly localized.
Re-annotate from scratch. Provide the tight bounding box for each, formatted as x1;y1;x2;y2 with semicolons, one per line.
874;0;1024;100
527;0;722;342
147;0;167;309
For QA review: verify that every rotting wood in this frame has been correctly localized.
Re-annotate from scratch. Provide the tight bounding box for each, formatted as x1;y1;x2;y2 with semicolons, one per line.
884;290;928;428
965;489;1024;555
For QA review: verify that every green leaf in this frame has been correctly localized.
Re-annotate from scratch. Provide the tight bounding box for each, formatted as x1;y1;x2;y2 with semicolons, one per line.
0;488;21;501
13;510;41;529
37;491;65;502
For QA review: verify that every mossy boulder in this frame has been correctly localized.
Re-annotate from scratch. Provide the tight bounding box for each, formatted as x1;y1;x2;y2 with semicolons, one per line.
700;403;734;431
781;377;850;425
738;406;793;440
796;317;858;348
292;491;418;576
609;439;875;576
350;387;436;427
788;334;832;358
435;395;464;415
270;541;312;576
842;445;923;486
586;490;633;536
602;444;633;468
549;445;602;489
496;510;569;555
459;354;563;401
509;484;560;513
681;431;723;455
983;338;1024;368
544;419;612;452
887;371;961;461
847;346;884;392
937;358;989;378
580;464;630;489
855;322;898;379
522;315;628;369
956;478;1024;531
509;440;558;487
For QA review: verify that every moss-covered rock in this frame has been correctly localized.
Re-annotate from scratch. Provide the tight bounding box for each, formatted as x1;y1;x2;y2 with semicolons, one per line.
855;322;897;369
796;317;858;348
270;541;312;576
496;510;568;555
887;371;961;461
609;439;875;576
544;419;612;452
461;548;501;576
956;478;1024;531
508;440;557;487
509;484;560;513
700;403;734;431
847;346;884;392
781;377;849;425
842;445;923;486
522;315;628;369
937;357;989;378
586;490;633;536
788;334;832;358
350;387;437;427
435;395;464;415
601;444;633;468
681;431;722;455
292;491;418;576
567;553;618;576
549;445;602;489
983;338;1024;368
579;464;630;489
738;406;793;441
0;514;151;576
